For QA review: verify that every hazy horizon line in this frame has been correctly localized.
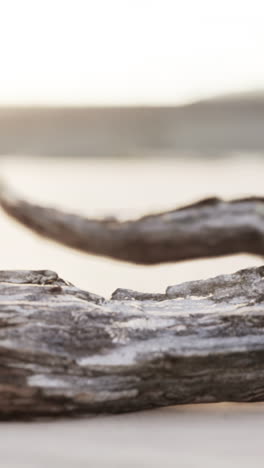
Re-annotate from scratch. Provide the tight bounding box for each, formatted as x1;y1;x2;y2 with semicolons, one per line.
0;88;264;110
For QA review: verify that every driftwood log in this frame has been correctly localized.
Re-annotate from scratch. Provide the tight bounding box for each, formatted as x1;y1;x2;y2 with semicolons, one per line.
1;185;264;418
0;183;264;264
1;266;264;419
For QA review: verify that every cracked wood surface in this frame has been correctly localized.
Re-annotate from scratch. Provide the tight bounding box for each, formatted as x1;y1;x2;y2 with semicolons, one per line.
1;184;264;264
0;266;264;418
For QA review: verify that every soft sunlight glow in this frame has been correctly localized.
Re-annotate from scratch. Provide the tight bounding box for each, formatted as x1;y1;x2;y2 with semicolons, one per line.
0;0;263;105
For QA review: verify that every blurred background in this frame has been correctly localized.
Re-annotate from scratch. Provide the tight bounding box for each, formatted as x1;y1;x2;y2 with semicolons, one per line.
1;2;264;467
0;0;264;296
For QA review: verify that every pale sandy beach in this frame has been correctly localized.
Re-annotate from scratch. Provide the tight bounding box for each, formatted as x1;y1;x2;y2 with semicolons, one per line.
1;403;264;468
0;154;264;467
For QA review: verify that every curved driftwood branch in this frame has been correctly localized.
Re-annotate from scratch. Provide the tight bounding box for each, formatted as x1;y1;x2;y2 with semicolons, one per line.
1;266;264;419
1;183;264;264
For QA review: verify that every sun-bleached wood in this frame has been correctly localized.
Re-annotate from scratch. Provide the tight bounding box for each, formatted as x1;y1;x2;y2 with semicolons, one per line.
0;267;264;419
1;183;264;264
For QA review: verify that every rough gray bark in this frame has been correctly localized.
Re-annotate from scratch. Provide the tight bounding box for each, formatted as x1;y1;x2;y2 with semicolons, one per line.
1;266;264;419
1;184;264;264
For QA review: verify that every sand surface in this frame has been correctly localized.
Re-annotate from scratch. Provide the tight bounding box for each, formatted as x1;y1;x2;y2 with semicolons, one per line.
1;403;264;468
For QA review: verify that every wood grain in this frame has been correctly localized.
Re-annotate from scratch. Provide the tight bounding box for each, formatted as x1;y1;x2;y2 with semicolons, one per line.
0;267;264;418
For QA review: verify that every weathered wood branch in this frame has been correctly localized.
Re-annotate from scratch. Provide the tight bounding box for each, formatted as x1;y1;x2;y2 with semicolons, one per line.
1;184;264;264
1;266;264;419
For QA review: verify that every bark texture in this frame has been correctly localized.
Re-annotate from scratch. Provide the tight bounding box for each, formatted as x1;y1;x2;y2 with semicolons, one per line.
1;267;264;419
1;184;264;264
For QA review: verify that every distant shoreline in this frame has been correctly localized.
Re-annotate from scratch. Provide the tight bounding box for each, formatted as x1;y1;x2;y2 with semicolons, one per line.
0;92;264;157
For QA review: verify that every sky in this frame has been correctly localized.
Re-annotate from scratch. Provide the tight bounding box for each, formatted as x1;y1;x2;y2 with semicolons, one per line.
0;0;263;106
